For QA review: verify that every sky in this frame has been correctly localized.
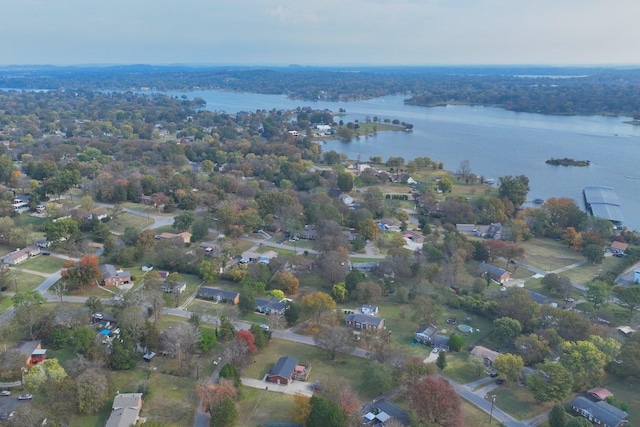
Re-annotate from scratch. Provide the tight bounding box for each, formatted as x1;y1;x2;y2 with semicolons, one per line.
1;0;639;66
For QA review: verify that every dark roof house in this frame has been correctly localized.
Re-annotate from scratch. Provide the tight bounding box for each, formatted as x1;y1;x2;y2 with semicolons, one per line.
345;313;385;331
256;297;287;315
480;262;511;284
100;264;132;287
197;287;240;304
570;396;628;427
267;356;298;385
414;325;438;343
106;392;143;427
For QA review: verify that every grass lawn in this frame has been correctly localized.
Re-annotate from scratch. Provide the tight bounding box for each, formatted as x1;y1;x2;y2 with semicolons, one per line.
18;255;66;273
142;372;197;426
442;353;487;384
13;214;48;229
67;283;114;299
6;270;46;293
0;296;13;314
238;386;296;426
602;375;640;421
519;238;585;272
490;382;554;420
559;256;619;284
106;212;154;234
243;338;376;399
460;397;506;427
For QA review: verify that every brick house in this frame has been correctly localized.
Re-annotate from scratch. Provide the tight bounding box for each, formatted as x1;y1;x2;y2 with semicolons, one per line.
345;313;385;331
100;264;132;286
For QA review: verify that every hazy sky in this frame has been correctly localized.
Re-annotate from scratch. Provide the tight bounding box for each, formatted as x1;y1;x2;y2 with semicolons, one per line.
2;0;638;66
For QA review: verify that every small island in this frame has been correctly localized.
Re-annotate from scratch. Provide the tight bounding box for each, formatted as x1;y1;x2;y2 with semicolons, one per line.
545;157;590;167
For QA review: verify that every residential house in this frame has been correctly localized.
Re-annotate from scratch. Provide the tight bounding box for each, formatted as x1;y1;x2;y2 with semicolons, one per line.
141;263;154;272
480;262;511;285
105;392;143;427
16;340;46;366
364;398;410;426
475;223;504;239
570;396;628;427
197;287;240;304
616;326;636;336
100;264;132;287
160;282;186;294
345;313;385;331
255;297;287;315
414;325;438;344
300;229;319;240
431;334;450;351
361;304;379;316
267;356;298;385
0;245;40;265
402;230;424;244
610;241;629;255
158;231;192;246
71;208;109;222
470;345;500;366
139;195;153;205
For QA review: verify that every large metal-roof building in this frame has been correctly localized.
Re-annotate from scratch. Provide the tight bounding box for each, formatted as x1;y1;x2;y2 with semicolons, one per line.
583;186;624;225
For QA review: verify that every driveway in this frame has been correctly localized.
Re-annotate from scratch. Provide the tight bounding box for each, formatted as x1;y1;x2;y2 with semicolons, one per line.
241;377;313;397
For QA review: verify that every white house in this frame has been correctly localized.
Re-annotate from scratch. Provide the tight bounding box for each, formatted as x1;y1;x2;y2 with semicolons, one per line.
339;194;354;205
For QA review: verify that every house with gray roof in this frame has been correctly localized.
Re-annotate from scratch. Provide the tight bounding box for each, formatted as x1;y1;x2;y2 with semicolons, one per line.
106;392;143;427
99;264;132;286
345;313;385;331
480;262;511;284
267;356;298;385
255;297;287;315
570;396;628;427
197;287;240;305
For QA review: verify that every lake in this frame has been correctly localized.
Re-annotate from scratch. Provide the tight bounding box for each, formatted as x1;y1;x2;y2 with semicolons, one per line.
164;90;640;230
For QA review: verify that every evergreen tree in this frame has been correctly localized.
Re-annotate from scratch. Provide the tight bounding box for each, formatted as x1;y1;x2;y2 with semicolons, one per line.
436;350;447;370
549;403;567;427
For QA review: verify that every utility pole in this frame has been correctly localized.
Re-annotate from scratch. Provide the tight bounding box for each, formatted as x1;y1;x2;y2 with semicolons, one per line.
488;394;497;423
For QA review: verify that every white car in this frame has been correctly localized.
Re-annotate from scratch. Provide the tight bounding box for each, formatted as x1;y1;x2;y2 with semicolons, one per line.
432;348;440;354
0;391;10;396
259;324;270;331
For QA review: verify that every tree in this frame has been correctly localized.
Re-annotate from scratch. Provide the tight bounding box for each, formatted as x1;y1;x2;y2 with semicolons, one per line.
211;397;239;427
493;317;523;345
436;350;447;370
586;280;610;309
613;285;640;321
612;334;640;378
448;334;464;352
173;211;195;232
526;361;573;403
514;334;551;365
60;254;102;289
71;326;96;355
493;353;524;382
337;172;354;193
352;281;384;304
196;379;238;418
271;270;300;295
236;329;258;354
0;349;27;384
549;403;567;427
498;175;530;207
409;376;462;427
331;283;348;303
218;315;237;341
307;395;347;427
299;292;336;325
561;340;607;389
24;358;68;392
198;260;218;284
437;177;453;193
317;250;349;285
12;291;48;340
291;393;312;426
315;326;354;360
583;244;604;264
284;303;299;326
110;337;138;370
76;368;109;414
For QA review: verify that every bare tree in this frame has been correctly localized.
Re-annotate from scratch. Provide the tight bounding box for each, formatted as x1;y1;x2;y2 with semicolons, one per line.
315;326;354;360
161;323;201;374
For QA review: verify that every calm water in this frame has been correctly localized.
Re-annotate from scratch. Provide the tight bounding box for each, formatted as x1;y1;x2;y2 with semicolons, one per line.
166;90;640;230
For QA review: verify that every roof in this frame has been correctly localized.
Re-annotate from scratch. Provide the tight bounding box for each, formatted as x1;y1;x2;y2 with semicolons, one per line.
415;325;437;336
255;297;287;312
583;186;624;223
571;396;628;427
2;245;39;260
269;356;298;379
16;341;41;356
346;313;384;327
588;387;614;401
470;345;500;362
611;241;629;251
481;262;508;276
198;287;239;300
617;325;636;335
106;393;143;427
100;264;131;280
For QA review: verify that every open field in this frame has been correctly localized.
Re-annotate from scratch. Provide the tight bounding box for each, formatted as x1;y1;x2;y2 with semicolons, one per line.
519;238;585;272
18;255;66;273
106;212;154;234
442;353;488;384
559;256;619;284
8;270;46;293
491;381;554;420
602;375;640;422
238;386;297;426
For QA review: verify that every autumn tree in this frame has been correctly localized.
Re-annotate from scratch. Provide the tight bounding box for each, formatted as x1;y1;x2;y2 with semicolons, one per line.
315;326;354;360
409;376;462;427
61;254;102;289
493;353;524;382
526;361;573;403
291;393;312;425
331;283;348;303
271;270;300;295
24;358;68;392
196;379;238;417
299;292;336;325
561;340;607;389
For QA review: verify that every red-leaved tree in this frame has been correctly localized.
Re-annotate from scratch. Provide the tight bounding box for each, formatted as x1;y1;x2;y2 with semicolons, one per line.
410;376;462;427
236;329;257;354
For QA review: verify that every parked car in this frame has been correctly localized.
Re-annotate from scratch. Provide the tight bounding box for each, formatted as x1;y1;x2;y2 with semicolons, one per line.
495;379;505;385
431;347;440;354
0;390;10;396
564;298;575;303
489;371;499;378
17;394;33;400
93;313;104;320
41;251;51;256
213;356;222;366
259;324;270;331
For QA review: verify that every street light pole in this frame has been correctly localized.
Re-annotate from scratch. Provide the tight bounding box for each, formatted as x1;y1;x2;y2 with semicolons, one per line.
488;394;497;423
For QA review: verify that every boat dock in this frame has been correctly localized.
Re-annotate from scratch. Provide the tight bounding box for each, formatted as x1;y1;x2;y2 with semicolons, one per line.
583;186;624;226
